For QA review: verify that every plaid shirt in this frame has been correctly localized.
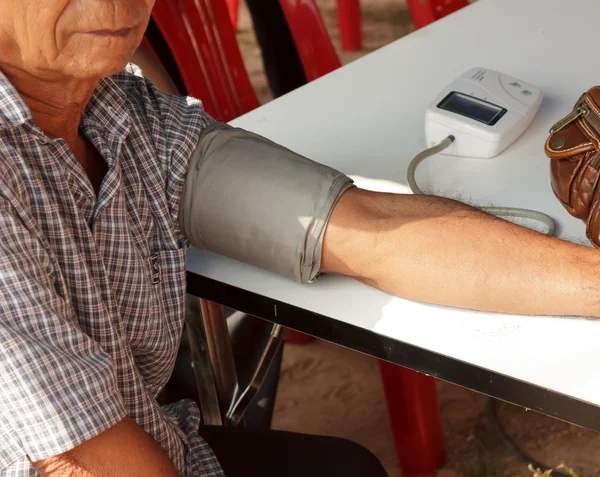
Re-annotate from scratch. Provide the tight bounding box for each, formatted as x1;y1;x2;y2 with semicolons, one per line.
0;65;224;477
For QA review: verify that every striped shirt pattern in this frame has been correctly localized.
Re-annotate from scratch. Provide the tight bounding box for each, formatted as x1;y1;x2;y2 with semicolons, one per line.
0;64;224;477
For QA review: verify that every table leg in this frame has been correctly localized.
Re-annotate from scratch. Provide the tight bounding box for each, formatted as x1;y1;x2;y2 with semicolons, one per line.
378;360;446;476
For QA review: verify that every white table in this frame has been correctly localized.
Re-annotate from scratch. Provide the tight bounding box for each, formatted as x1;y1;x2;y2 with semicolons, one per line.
187;0;600;431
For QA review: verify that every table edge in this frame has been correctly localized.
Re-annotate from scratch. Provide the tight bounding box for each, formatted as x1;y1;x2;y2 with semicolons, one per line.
187;271;600;432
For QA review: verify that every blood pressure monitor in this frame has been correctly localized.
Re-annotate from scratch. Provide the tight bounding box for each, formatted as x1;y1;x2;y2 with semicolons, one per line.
425;67;542;158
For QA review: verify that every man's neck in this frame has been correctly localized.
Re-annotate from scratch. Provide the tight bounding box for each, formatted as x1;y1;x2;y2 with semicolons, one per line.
2;65;98;144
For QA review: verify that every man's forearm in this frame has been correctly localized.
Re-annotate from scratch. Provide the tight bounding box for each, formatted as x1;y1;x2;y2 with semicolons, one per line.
322;187;600;318
33;417;179;477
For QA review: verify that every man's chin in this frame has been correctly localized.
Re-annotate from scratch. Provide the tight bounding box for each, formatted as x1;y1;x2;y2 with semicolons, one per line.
64;52;135;80
56;33;141;79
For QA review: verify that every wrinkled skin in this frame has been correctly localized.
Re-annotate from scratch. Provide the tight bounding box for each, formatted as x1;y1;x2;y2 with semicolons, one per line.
0;0;154;80
0;0;156;177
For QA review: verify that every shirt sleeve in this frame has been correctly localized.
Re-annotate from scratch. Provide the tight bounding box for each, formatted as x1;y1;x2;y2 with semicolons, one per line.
122;63;215;235
0;198;127;468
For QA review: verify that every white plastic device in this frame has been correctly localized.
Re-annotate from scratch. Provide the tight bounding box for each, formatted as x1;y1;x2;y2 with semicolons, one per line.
425;67;542;158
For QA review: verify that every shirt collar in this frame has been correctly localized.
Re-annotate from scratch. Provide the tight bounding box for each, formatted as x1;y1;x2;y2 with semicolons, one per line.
0;68;131;137
0;69;32;129
82;75;130;135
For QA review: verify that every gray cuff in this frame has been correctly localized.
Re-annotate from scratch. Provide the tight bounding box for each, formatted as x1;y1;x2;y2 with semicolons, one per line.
179;122;354;283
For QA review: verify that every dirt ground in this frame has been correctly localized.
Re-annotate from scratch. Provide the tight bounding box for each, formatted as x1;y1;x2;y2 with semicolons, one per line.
273;341;600;477
234;2;600;476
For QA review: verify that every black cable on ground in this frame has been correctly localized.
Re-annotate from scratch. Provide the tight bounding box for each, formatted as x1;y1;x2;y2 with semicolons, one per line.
486;399;573;476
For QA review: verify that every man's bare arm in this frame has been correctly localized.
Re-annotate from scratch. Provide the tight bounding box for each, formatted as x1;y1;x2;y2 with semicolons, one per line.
33;417;179;477
322;187;600;318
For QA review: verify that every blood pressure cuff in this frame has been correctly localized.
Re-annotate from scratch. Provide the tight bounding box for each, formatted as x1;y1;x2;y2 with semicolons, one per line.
179;122;354;283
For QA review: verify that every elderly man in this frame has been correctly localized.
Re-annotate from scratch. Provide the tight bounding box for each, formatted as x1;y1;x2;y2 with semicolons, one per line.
1;1;599;476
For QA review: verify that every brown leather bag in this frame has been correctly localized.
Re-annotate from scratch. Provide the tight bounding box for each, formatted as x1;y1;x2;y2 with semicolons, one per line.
545;87;600;246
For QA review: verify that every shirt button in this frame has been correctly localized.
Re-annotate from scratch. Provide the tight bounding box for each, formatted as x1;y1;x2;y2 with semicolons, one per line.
36;136;49;145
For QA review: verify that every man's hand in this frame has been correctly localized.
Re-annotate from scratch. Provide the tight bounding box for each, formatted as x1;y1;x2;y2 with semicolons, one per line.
322;187;600;317
33;417;179;477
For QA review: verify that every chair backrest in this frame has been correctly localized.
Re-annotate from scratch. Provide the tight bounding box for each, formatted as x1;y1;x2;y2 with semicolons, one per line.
149;0;259;122
147;0;341;120
178;0;260;118
406;0;469;30
277;0;342;81
150;0;218;114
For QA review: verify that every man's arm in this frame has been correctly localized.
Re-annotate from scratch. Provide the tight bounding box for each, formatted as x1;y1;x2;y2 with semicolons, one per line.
33;417;179;477
0;198;179;476
178;123;598;316
322;187;600;318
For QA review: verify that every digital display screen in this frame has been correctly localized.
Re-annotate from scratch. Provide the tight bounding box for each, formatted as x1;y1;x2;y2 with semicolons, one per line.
437;92;507;125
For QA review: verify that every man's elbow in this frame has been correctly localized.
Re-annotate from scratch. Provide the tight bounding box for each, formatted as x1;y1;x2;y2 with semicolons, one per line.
33;451;91;477
321;187;391;280
32;417;179;477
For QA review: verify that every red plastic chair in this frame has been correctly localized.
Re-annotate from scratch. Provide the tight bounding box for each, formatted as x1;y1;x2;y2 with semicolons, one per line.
337;0;470;51
336;0;362;51
226;0;241;31
151;0;218;114
150;0;259;122
406;0;469;29
276;0;342;80
146;2;445;474
225;0;349;65
231;0;469;53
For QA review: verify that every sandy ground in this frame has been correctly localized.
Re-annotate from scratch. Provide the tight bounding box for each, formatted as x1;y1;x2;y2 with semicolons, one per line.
234;2;600;476
274;340;600;477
